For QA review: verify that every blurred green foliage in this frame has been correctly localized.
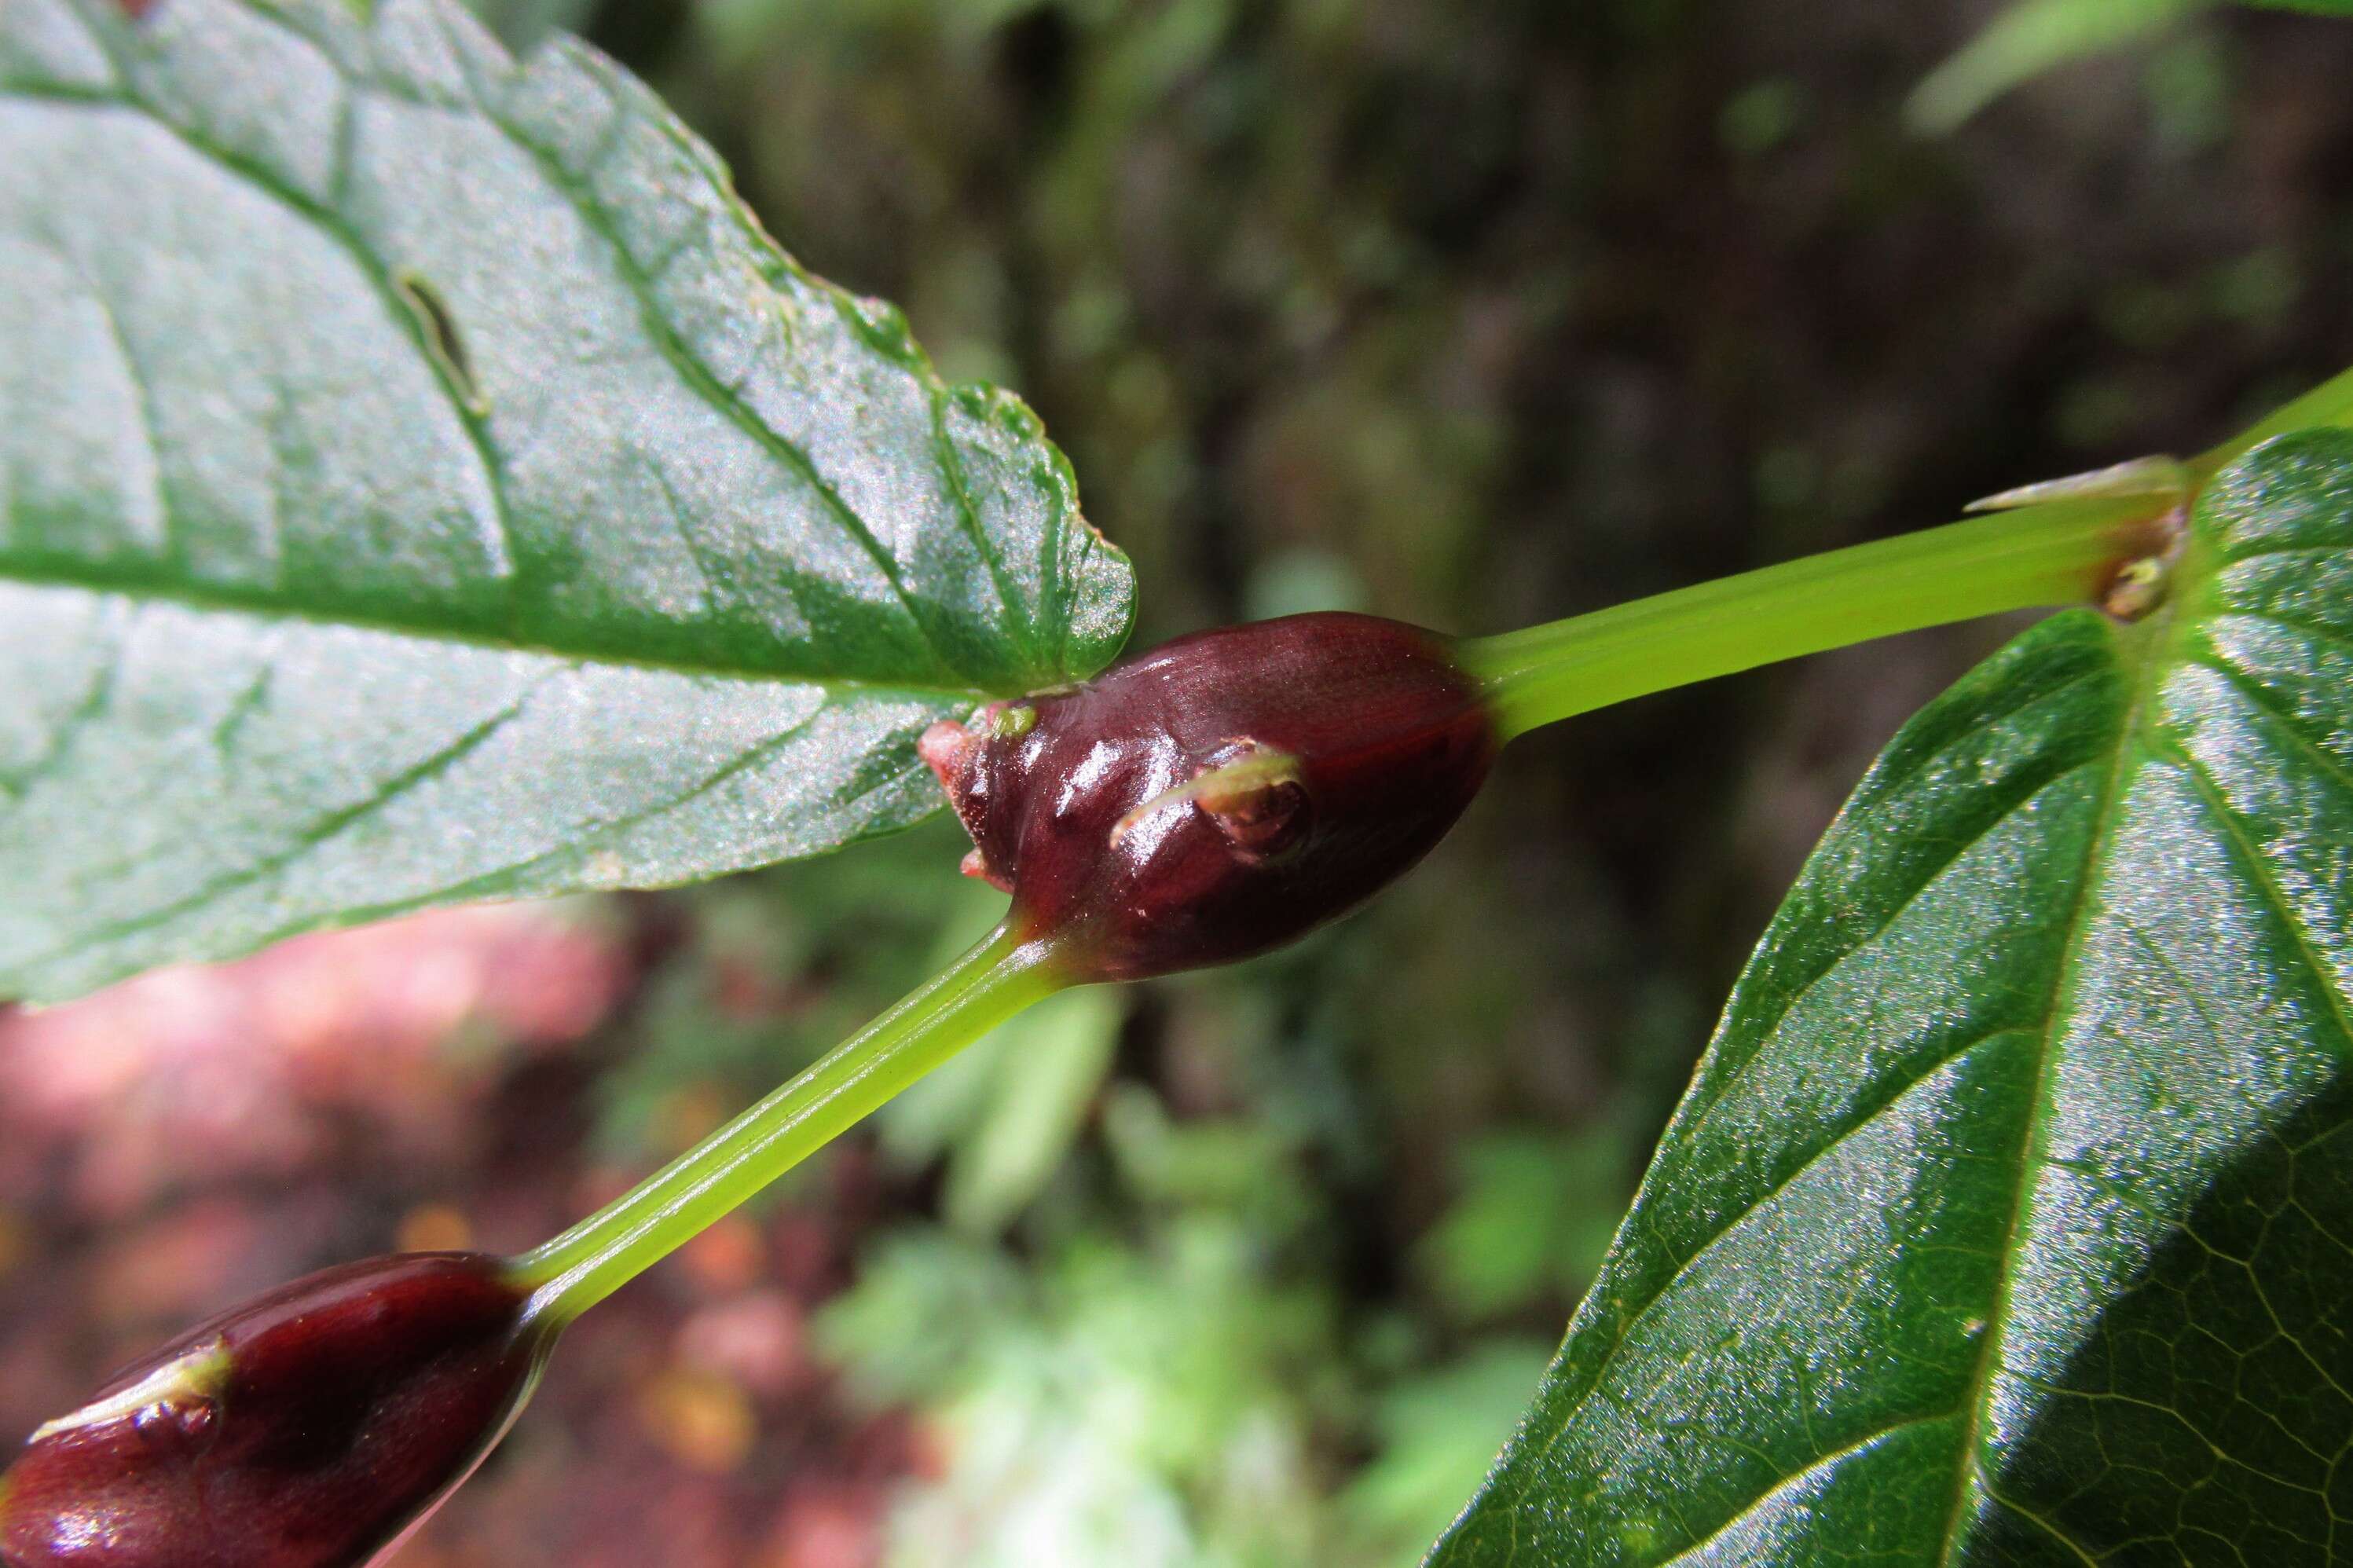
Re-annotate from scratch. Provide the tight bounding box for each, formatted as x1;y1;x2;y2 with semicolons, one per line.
819;1223;1342;1565
1417;1130;1626;1322
1911;0;2352;133
1909;0;2211;134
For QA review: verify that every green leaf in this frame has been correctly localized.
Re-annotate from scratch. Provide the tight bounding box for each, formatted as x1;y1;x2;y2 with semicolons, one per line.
1908;0;2208;135
1435;429;2353;1565
0;0;1132;1003
1910;0;2353;133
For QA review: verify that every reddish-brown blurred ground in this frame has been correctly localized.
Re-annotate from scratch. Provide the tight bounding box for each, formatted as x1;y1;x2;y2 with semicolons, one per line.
0;907;922;1568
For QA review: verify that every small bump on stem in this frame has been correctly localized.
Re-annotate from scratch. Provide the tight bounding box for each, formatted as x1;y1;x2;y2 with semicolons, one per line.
1107;743;1305;851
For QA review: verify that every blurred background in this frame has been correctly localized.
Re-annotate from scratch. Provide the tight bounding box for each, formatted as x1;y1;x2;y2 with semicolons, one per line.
6;0;2353;1563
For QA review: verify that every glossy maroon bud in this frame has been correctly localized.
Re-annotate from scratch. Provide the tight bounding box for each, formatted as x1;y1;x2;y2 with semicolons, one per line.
921;612;1498;982
1;1253;548;1568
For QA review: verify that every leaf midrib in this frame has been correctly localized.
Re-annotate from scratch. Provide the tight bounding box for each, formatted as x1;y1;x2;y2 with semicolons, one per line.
1932;561;2193;1565
1497;610;2183;1566
1472;662;2120;1558
1930;522;2353;1561
0;563;997;704
1927;649;2148;1563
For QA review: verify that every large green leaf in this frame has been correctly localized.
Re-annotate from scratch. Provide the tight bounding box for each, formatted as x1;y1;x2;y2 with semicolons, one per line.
1435;429;2353;1565
0;0;1131;1003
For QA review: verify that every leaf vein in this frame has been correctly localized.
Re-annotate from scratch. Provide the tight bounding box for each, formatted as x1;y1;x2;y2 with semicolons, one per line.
1;79;525;625
0;600;128;810
929;379;1039;664
2161;741;2353;1053
1673;727;2106;1158
456;25;962;680
1654;1412;1962;1566
2234;608;2353;664
1527;1026;2031;1479
1978;1475;2102;1568
13;673;552;968
2190;650;2353;803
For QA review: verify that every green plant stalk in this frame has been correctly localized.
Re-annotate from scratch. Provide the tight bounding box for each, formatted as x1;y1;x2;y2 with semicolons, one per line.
512;924;1065;1322
1458;493;2166;741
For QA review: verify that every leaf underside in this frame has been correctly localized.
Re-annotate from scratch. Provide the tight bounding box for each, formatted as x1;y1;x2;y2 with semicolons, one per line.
0;0;1132;1003
1436;430;2353;1566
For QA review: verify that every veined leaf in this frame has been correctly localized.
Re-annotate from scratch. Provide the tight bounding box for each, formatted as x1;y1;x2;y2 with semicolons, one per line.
0;0;1131;1003
1435;430;2353;1565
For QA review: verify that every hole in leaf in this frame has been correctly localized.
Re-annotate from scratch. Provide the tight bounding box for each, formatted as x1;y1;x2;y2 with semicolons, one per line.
393;269;486;416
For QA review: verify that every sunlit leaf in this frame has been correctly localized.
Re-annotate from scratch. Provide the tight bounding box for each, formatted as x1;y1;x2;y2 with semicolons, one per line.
1437;430;2353;1564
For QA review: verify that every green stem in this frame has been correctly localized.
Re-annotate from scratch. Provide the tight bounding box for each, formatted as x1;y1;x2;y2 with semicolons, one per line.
513;922;1065;1324
1459;493;2162;741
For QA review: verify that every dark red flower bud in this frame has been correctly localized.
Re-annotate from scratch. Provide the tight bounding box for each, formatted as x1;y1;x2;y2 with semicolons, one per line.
1;1253;548;1568
921;612;1497;982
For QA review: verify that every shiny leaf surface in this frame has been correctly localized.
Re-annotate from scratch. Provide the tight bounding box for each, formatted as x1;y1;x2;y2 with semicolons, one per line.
0;0;1132;1002
1436;430;2353;1565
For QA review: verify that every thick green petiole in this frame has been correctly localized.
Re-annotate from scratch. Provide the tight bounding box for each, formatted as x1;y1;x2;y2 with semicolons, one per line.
1457;493;2168;741
512;923;1066;1323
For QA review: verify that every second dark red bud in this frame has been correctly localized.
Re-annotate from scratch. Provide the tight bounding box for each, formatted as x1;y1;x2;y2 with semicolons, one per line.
0;1253;548;1568
922;611;1499;983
